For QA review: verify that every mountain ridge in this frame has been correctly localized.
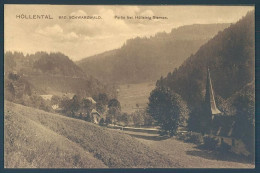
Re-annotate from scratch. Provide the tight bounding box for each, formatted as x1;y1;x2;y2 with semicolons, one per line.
156;11;254;107
77;23;230;84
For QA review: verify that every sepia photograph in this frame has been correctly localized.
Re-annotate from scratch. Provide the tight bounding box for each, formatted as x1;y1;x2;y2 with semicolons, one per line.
4;5;255;168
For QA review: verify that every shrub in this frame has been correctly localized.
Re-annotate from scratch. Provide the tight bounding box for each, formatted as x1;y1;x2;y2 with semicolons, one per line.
231;84;255;156
177;132;204;145
96;102;106;114
132;110;145;127
105;115;112;124
51;95;61;105
218;141;231;152
186;132;204;144
176;132;189;141
108;99;121;111
85;114;91;122
99;118;105;126
202;135;219;150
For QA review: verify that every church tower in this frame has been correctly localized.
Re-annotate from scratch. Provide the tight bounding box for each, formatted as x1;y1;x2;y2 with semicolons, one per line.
205;68;221;117
201;68;221;134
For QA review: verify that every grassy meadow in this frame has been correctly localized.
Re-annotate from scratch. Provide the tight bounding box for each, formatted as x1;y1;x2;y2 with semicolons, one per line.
117;82;155;113
4;101;175;168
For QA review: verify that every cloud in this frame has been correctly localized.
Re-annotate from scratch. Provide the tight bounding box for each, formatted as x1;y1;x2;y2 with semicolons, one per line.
35;8;134;42
70;9;87;16
36;24;79;42
63;7;158;39
115;6;140;16
5;5;254;60
65;8;132;38
35;7;160;42
140;10;154;16
37;24;63;35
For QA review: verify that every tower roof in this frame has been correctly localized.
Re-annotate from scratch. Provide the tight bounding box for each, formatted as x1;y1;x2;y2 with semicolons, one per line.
206;68;221;115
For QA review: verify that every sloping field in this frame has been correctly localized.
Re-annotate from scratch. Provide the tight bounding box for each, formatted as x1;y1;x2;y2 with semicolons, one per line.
5;108;106;168
4;101;176;168
118;82;155;113
5;101;253;168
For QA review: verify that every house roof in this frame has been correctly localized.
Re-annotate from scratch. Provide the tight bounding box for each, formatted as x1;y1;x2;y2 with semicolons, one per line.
40;95;53;100
91;109;100;116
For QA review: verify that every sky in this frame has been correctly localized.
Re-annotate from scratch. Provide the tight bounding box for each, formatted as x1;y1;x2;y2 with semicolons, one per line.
5;5;254;61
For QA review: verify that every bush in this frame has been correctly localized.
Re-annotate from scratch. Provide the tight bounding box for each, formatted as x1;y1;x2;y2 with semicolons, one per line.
85;114;91;122
51;95;61;105
99;118;105;126
202;135;219;150
177;132;204;145
231;84;255;156
186;132;204;144
176;132;189;141
20;95;53;112
218;141;231;152
132;110;145;127
96;102;106;114
5;82;15;101
105;115;113;124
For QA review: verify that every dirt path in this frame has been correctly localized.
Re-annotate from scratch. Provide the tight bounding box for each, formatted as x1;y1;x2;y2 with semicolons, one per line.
119;130;254;168
138;137;254;168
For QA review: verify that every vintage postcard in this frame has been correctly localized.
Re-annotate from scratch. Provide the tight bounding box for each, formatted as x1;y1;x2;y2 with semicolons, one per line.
4;5;255;168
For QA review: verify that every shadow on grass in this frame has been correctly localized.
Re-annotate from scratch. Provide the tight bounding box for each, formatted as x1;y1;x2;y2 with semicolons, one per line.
186;147;254;165
128;134;170;141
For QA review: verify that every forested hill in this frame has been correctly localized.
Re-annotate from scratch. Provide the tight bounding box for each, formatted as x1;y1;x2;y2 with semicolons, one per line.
4;51;117;97
77;23;230;84
156;11;254;107
5;52;86;78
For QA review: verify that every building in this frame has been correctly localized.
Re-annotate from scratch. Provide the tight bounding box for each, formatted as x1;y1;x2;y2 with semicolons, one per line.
85;97;96;105
90;109;102;124
205;68;221;117
201;68;222;134
203;68;236;137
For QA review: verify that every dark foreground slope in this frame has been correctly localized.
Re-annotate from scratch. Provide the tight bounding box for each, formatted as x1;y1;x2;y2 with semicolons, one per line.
5;103;107;168
5;102;254;168
4;101;176;168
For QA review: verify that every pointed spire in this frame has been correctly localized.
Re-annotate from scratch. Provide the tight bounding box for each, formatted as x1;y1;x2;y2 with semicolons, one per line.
205;67;221;116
